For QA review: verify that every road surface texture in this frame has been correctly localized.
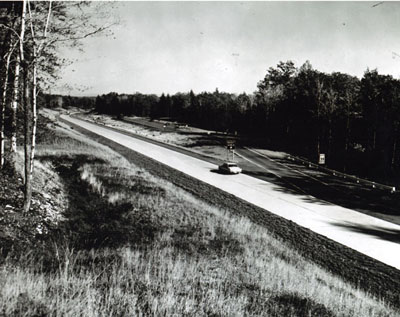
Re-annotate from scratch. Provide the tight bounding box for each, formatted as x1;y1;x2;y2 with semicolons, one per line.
61;114;400;271
235;148;400;225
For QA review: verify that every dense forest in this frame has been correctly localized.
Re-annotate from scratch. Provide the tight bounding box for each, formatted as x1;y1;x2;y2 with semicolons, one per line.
44;61;400;184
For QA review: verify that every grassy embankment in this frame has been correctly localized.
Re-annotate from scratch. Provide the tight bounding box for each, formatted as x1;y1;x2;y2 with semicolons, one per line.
0;115;399;316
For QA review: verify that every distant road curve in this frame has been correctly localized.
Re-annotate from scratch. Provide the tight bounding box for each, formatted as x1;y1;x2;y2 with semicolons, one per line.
61;114;400;270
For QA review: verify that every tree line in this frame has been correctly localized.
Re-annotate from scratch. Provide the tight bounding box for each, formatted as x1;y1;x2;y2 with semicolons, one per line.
0;1;111;212
254;61;400;183
82;61;400;184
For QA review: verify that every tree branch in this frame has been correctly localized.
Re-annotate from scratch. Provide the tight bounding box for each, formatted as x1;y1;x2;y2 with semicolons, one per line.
0;23;21;40
43;1;52;39
27;0;36;40
2;38;19;60
48;22;115;43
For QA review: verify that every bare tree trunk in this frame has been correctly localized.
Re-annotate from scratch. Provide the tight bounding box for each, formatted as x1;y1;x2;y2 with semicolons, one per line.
27;0;52;179
1;4;19;168
22;66;32;213
29;60;37;175
10;53;20;164
10;0;27;167
0;44;15;168
17;0;32;213
0;83;6;168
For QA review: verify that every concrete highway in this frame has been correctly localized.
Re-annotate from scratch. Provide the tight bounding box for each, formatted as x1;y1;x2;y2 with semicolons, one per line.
61;114;400;270
236;147;400;225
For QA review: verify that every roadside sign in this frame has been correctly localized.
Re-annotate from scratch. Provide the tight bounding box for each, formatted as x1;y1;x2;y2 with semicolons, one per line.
226;139;235;150
226;139;236;161
319;153;325;165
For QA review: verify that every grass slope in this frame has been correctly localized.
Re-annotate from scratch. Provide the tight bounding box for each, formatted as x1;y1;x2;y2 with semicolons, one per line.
63;116;400;307
0;112;398;316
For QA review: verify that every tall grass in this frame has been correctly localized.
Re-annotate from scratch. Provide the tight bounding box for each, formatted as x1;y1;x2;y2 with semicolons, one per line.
2;120;398;316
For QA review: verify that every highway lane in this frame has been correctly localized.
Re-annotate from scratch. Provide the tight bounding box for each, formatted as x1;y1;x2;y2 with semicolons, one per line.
236;147;400;225
61;114;400;270
238;147;367;192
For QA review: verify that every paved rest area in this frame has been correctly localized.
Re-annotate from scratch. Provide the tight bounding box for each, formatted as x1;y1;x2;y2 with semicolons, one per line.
61;115;400;270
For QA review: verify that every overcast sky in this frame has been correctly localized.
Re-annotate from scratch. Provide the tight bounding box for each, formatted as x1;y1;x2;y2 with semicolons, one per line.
54;1;400;96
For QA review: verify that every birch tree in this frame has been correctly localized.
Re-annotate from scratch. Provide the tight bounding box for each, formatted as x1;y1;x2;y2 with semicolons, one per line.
0;2;19;168
0;31;18;168
20;0;115;212
0;0;115;212
21;0;52;212
6;1;26;167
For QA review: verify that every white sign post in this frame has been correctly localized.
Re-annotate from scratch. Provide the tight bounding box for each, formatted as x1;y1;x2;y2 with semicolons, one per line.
319;153;325;165
226;140;236;161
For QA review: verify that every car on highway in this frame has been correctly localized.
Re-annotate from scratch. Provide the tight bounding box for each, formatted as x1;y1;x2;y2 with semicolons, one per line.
218;162;242;174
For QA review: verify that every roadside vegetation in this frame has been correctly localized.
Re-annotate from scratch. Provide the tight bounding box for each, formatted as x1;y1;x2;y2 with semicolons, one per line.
50;61;400;186
0;112;399;316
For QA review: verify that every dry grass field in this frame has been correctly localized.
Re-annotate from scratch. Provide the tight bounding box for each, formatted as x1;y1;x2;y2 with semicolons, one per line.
0;114;399;316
